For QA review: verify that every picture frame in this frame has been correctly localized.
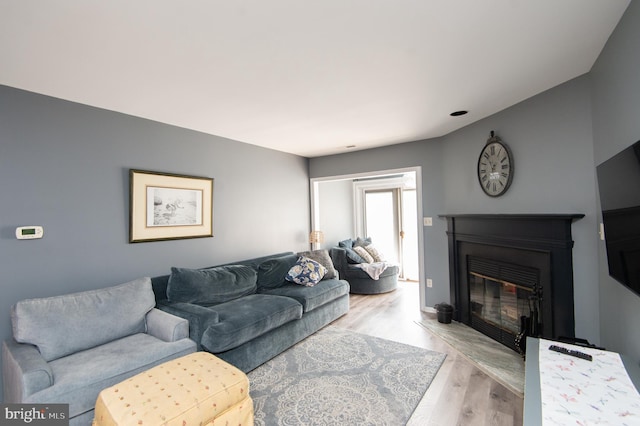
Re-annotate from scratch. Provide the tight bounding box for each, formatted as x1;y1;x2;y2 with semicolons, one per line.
129;169;214;243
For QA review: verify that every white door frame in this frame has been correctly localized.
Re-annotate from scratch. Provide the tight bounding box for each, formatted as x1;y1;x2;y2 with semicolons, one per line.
310;166;426;311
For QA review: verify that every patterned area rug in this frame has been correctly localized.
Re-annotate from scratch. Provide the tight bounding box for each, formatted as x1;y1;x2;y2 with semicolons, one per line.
248;326;446;426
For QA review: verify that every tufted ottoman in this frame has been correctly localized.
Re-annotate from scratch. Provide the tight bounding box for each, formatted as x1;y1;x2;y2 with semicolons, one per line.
92;351;253;425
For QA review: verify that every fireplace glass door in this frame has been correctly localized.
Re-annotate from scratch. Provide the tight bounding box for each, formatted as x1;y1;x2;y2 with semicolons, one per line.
469;272;533;351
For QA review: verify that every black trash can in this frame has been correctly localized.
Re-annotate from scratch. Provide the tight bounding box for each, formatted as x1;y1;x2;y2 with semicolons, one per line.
435;303;454;324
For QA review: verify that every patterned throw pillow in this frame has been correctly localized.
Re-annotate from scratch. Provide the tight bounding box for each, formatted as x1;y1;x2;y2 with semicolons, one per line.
297;249;337;279
285;256;327;286
364;244;386;262
353;246;374;263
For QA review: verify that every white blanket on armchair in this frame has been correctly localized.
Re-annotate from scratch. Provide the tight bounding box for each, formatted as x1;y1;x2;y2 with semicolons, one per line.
354;262;388;280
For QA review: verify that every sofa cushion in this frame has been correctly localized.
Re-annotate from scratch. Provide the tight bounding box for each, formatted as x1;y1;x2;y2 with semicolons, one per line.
256;254;299;290
200;294;302;353
12;277;155;362
32;333;196;419
296;249;338;279
285;257;327;286
260;279;349;313
167;265;257;306
150;252;295;304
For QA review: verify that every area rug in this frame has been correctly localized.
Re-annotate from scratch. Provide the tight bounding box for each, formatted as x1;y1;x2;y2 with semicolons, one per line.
247;326;446;426
416;318;524;396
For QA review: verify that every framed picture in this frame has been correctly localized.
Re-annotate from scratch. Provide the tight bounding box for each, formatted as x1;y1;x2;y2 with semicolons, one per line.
129;169;214;243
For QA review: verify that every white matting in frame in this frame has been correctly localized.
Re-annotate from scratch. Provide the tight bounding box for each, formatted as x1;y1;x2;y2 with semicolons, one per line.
130;169;213;242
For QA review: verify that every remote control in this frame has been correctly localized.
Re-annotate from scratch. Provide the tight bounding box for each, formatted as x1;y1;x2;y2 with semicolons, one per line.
549;344;593;361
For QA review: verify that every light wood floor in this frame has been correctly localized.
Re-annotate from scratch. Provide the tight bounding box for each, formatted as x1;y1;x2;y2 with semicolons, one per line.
332;280;524;426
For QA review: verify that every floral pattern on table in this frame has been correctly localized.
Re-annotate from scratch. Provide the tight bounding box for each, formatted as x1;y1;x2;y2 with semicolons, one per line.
538;338;640;425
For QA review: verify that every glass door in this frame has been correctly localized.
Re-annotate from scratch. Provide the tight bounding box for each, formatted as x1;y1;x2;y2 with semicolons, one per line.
364;189;400;265
363;187;418;279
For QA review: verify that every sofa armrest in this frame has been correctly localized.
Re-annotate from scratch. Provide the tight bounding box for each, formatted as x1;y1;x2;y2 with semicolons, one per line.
156;302;220;349
2;339;53;402
145;308;190;342
329;247;349;273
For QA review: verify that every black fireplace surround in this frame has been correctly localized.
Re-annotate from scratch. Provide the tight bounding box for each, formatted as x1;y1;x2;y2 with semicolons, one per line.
441;214;583;351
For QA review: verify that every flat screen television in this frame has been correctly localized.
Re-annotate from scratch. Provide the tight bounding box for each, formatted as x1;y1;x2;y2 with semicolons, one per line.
596;140;640;296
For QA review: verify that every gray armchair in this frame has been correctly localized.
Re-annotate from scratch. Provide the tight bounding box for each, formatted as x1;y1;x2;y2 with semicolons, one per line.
2;277;196;426
330;247;399;294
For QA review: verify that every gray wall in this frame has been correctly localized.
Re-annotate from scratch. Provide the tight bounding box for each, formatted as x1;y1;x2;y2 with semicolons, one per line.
310;75;601;343
316;179;354;249
0;86;310;401
591;0;640;360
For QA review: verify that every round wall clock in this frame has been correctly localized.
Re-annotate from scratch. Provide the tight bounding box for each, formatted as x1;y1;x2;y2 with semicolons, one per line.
477;131;513;197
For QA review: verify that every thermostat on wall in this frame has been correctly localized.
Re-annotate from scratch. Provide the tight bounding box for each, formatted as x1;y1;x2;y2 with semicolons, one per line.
16;226;44;240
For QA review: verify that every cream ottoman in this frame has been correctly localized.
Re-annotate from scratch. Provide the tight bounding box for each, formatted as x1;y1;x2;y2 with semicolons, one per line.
93;352;253;426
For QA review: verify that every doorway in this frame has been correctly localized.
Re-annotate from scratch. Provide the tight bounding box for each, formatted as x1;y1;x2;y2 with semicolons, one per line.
356;177;419;280
310;167;425;309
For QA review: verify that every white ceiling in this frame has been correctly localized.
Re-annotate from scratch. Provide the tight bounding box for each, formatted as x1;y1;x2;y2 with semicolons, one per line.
0;1;630;158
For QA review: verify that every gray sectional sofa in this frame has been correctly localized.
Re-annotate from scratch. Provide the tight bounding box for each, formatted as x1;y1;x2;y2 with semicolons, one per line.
1;250;348;425
2;277;197;425
151;251;350;372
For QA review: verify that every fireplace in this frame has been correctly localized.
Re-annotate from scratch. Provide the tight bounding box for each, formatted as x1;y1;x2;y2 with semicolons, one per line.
467;256;541;352
441;214;583;352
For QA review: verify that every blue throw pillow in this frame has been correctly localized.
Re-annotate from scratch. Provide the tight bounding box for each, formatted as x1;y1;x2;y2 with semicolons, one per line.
338;238;354;249
285;256;327;286
345;247;367;264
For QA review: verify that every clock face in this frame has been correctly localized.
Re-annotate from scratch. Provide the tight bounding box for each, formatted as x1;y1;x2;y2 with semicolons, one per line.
477;140;513;196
